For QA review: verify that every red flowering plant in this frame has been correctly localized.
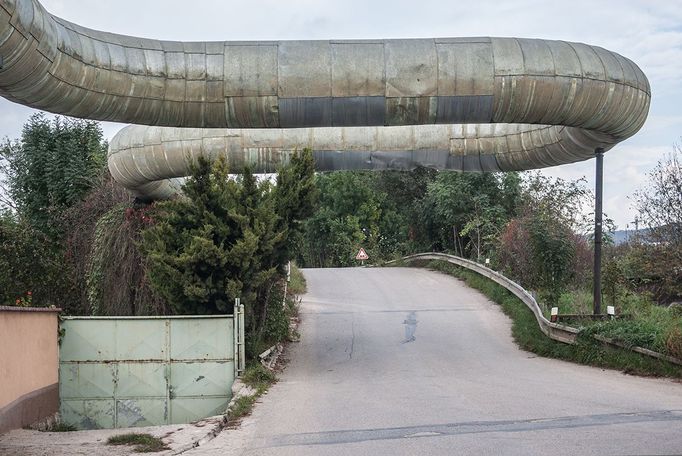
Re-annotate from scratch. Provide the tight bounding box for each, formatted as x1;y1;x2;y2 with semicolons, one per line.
14;291;32;307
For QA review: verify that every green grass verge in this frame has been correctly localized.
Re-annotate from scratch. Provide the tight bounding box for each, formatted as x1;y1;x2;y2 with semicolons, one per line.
106;433;169;453
229;363;278;421
558;289;682;359
404;259;682;379
288;263;307;296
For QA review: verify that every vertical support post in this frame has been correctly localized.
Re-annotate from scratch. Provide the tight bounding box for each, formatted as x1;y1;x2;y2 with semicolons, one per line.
238;301;246;375
233;299;239;379
593;148;604;315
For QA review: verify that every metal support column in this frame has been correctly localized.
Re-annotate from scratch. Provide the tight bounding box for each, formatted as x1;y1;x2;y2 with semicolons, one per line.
234;299;239;379
593;148;604;315
238;301;245;375
234;297;246;377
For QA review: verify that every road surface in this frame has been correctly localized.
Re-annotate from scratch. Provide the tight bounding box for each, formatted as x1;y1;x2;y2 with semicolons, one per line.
191;267;682;455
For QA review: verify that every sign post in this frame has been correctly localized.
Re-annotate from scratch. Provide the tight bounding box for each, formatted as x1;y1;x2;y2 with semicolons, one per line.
355;248;369;266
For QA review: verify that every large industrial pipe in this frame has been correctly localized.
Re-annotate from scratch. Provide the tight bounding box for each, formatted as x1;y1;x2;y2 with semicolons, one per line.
0;0;651;199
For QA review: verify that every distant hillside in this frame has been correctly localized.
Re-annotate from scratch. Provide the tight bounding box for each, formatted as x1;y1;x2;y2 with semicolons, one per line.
611;228;652;245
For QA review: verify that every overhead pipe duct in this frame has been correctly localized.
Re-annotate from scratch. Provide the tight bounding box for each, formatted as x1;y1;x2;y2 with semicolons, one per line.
0;0;651;199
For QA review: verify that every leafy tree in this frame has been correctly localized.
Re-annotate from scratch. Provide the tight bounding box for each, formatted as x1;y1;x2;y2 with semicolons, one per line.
525;208;576;304
634;145;682;247
300;171;406;266
0;211;68;306
630;144;682;301
0;114;108;307
0;113;107;236
371;167;437;250
498;173;593;304
416;172;520;257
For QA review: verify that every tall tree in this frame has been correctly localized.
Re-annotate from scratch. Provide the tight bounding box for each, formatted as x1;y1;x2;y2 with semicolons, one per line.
273;149;318;267
497;172;593;303
0;113;107;236
300;170;405;267
0;114;108;307
634;145;682;247
416;172;520;257
630;144;682;301
141;150;316;349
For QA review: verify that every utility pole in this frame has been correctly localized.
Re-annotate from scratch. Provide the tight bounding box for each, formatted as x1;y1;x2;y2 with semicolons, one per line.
593;148;604;315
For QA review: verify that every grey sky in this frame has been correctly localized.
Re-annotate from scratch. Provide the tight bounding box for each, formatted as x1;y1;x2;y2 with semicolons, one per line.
1;0;681;229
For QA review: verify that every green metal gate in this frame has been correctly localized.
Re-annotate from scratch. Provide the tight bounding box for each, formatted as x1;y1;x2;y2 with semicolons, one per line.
59;308;245;429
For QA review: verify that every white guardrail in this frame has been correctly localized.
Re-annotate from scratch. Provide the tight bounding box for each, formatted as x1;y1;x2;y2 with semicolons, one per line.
391;253;682;367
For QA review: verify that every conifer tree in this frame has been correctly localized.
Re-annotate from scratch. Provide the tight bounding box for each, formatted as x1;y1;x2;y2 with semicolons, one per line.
141;150;317;341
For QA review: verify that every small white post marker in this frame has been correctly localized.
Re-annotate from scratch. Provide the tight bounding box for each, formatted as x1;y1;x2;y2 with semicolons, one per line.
550;307;559;323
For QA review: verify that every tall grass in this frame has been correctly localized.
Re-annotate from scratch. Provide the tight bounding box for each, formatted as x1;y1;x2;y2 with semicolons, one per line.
559;288;682;359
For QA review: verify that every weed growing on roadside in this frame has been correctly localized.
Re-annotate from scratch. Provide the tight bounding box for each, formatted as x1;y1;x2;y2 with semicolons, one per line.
242;363;277;393
106;433;169;453
46;422;76;432
228;395;258;420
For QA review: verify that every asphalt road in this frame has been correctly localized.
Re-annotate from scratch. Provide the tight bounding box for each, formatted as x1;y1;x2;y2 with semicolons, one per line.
192;267;682;456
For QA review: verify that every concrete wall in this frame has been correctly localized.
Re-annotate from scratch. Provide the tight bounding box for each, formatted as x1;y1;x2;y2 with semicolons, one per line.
0;306;60;434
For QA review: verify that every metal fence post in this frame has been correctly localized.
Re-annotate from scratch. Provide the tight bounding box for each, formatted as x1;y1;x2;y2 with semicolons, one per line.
238;300;246;375
234;299;239;379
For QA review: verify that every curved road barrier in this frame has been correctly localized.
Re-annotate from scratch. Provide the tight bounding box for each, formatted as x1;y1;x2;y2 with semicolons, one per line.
394;252;682;366
391;252;579;344
0;0;651;199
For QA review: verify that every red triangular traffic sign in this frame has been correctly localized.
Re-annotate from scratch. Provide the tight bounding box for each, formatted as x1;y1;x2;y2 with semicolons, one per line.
355;248;369;260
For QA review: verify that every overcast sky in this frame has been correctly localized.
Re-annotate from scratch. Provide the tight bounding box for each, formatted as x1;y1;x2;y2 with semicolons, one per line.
1;0;681;229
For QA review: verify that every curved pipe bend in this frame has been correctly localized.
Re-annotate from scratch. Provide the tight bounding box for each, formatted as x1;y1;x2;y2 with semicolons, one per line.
0;0;651;199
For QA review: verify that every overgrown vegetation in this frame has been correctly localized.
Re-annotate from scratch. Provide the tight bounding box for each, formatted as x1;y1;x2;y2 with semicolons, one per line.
228;394;258;420
142;152;315;357
106;433;169;453
1;115;313;361
229;363;278;420
297;169;594;309
626;144;682;303
410;259;682;378
558;289;682;359
547;145;682;359
0;114;108;308
298;169;521;266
